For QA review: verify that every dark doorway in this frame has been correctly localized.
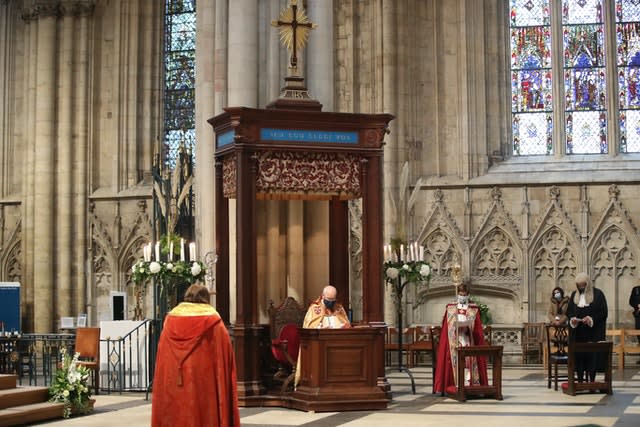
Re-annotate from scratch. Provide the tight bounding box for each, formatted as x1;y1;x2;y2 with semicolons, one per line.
112;294;125;320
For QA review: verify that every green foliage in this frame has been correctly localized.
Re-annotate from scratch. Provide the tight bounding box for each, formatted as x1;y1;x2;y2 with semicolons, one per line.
49;348;92;418
160;234;183;257
471;297;492;325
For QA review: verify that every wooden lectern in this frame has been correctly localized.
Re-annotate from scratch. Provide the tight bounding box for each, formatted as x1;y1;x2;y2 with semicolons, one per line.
291;326;389;412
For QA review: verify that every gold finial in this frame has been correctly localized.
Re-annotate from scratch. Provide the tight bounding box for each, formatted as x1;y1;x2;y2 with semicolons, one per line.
271;0;317;69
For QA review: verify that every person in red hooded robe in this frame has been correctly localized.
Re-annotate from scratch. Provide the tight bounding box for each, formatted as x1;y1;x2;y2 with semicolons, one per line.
433;283;488;395
151;283;240;427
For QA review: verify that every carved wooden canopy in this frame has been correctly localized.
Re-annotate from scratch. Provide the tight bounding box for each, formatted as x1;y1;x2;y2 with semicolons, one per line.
210;107;393;201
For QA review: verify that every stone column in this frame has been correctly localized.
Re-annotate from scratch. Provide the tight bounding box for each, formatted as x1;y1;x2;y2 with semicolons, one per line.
56;2;75;318
73;1;94;317
124;0;140;189
382;0;399;215
195;0;217;298
32;4;57;332
306;0;334;112
228;0;258;107
0;0;13;197
21;9;38;332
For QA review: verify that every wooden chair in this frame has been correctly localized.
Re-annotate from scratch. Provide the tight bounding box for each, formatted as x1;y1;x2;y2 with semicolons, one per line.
74;327;101;395
407;325;432;368
445;345;504;402
522;322;545;364
385;327;413;367
429;325;441;394
545;324;568;390
562;341;613;396
268;297;306;393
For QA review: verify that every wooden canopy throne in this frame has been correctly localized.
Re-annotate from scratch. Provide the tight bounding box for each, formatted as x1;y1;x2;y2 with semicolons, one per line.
208;104;393;406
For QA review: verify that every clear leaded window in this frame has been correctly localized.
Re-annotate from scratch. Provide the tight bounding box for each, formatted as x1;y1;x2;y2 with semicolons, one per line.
163;0;196;167
510;0;640;155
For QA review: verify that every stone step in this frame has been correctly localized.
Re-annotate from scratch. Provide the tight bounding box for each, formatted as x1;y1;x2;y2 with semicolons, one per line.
0;386;49;410
0;376;16;391
0;401;65;427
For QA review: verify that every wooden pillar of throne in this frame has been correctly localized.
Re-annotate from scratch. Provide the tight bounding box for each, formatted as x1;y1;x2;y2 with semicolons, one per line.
209;104;393;406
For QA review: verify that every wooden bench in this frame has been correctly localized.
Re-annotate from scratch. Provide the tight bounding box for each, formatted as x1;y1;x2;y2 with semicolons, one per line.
605;329;624;368
605;328;640;369
446;345;503;402
623;329;640;364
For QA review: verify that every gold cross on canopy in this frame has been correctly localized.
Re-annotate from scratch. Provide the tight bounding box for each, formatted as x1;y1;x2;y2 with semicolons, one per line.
271;0;317;69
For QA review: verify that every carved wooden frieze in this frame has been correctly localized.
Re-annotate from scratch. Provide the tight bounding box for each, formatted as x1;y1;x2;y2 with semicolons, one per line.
255;151;361;199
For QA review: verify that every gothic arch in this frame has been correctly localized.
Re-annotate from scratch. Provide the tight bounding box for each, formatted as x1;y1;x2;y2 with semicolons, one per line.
469;187;522;299
588;185;639;326
416;189;465;296
529;186;581;320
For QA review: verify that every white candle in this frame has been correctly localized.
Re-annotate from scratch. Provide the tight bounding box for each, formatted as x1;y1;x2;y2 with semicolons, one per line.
169;241;173;261
189;242;196;261
419;245;424;261
400;244;404;262
180;238;185;262
155;242;160;261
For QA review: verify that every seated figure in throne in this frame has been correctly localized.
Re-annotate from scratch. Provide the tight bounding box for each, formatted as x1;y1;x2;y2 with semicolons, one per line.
433;283;488;395
295;285;351;387
302;285;351;329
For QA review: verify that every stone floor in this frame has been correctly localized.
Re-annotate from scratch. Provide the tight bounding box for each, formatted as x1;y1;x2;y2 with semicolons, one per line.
32;364;640;427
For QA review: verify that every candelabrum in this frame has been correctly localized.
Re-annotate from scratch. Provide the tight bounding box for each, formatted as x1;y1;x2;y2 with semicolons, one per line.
383;241;431;394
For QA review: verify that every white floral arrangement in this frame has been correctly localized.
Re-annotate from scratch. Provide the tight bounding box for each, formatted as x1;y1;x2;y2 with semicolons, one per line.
132;259;206;286
383;261;431;284
49;348;92;418
383;242;431;310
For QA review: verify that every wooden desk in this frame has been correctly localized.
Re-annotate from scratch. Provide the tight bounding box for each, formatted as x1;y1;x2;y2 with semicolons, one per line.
447;345;504;402
563;341;612;396
291;326;389;412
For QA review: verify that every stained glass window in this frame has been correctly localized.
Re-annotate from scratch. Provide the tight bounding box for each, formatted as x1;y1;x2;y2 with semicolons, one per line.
164;0;196;167
563;0;607;154
617;0;640;152
510;0;553;155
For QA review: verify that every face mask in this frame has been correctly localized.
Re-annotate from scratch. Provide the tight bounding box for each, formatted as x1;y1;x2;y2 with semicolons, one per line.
323;299;336;310
554;292;562;300
457;295;468;305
